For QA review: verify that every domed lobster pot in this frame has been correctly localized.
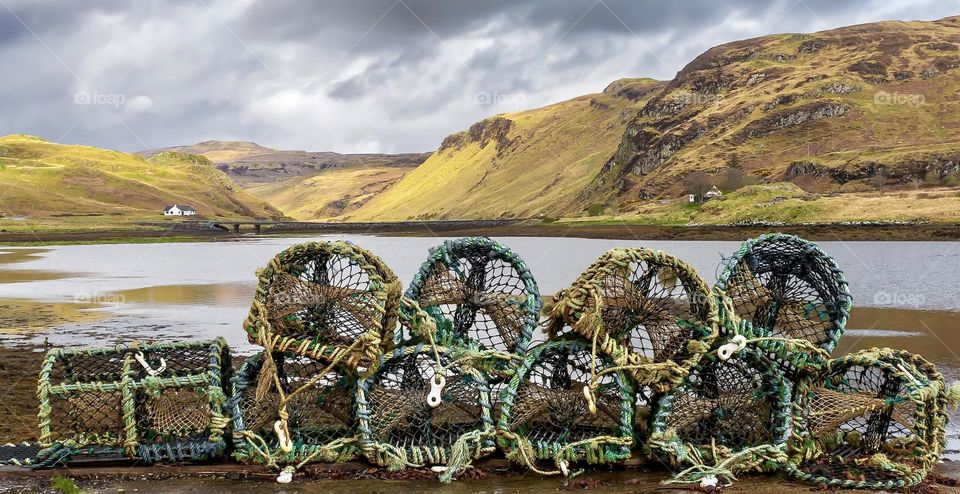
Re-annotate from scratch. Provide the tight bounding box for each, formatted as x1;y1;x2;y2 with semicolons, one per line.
715;233;851;378
788;349;953;489
229;351;359;467
244;241;401;365
356;345;495;479
497;339;635;474
648;346;791;483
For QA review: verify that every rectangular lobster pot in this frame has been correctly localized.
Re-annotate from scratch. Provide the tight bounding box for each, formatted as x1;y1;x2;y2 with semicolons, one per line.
36;338;232;466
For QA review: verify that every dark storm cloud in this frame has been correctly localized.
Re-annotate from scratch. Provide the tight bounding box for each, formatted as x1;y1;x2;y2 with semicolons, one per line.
0;0;956;153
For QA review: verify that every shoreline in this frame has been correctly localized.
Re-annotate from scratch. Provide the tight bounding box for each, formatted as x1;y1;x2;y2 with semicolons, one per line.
1;221;959;245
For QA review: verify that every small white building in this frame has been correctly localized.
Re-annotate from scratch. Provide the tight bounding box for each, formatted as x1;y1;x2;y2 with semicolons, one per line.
163;204;197;216
704;186;723;201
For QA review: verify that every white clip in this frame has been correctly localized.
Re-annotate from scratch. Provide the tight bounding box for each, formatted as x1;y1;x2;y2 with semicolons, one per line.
277;467;294;484
582;385;597;415
135;351;166;376
717;334;747;361
700;475;718;488
558;459;569;476
274;420;294;453
430;465;448;473
427;373;445;408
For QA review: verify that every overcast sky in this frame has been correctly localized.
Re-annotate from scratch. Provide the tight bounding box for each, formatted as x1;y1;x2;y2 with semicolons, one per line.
1;0;958;154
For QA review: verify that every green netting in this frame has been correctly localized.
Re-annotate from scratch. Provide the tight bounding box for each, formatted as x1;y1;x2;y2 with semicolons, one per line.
497;339;635;475
36;338;231;467
787;348;959;489
545;247;718;392
648;346;791;486
244;241;402;367
356;344;495;482
402;237;541;369
715;233;852;378
228;351;359;469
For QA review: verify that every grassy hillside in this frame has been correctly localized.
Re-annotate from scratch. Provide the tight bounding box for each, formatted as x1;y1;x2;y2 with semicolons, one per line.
568;182;960;225
347;78;664;220
246;165;410;219
0;135;281;230
585;16;960;213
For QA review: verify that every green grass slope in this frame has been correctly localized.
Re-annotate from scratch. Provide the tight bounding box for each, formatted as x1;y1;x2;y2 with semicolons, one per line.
585;16;960;212
347;78;664;220
0;135;282;225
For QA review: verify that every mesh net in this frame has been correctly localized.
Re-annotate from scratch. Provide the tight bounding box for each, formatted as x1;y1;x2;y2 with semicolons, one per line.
403;237;541;358
498;339;634;470
230;351;358;465
715;234;851;377
37;339;231;465
245;241;401;364
358;346;494;468
789;349;946;489
548;248;717;390
650;347;790;473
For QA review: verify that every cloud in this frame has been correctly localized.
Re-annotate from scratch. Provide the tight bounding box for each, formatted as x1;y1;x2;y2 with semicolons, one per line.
0;0;956;153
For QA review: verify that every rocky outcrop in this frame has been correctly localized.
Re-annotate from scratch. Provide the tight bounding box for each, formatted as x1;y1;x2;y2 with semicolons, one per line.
439;116;514;153
734;103;849;142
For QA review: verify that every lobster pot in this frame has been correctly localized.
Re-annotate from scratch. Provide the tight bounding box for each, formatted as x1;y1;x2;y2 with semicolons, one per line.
357;345;495;474
229;351;358;466
649;347;791;477
548;247;717;392
245;241;401;364
788;349;949;489
498;340;635;472
403;237;541;366
715;233;852;378
36;338;231;466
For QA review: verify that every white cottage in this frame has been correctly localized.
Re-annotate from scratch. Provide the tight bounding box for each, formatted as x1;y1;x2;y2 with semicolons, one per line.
163;204;197;216
703;186;723;201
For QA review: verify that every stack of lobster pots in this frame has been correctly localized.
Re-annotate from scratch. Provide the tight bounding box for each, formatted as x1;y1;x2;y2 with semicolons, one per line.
30;234;958;490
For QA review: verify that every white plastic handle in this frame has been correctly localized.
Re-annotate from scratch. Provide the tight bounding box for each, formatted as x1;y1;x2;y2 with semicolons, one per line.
427;373;445;408
430;465;448;473
277;468;293;484
717;334;747;361
135;351;166;376
559;459;569;476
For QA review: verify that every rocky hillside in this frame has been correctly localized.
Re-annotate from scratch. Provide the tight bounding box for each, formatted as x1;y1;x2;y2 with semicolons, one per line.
141;140;429;186
0;134;282;221
347;78;664;220
583;16;960;211
348;16;960;222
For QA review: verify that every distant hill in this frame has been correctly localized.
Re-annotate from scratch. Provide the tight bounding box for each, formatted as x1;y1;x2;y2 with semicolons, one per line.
140;140;430;186
0;134;282;222
140;140;431;220
347;16;960;223
347;78;665;220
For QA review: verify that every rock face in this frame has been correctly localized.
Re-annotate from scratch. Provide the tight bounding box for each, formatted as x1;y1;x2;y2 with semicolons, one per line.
580;16;960;208
439;116;514;153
